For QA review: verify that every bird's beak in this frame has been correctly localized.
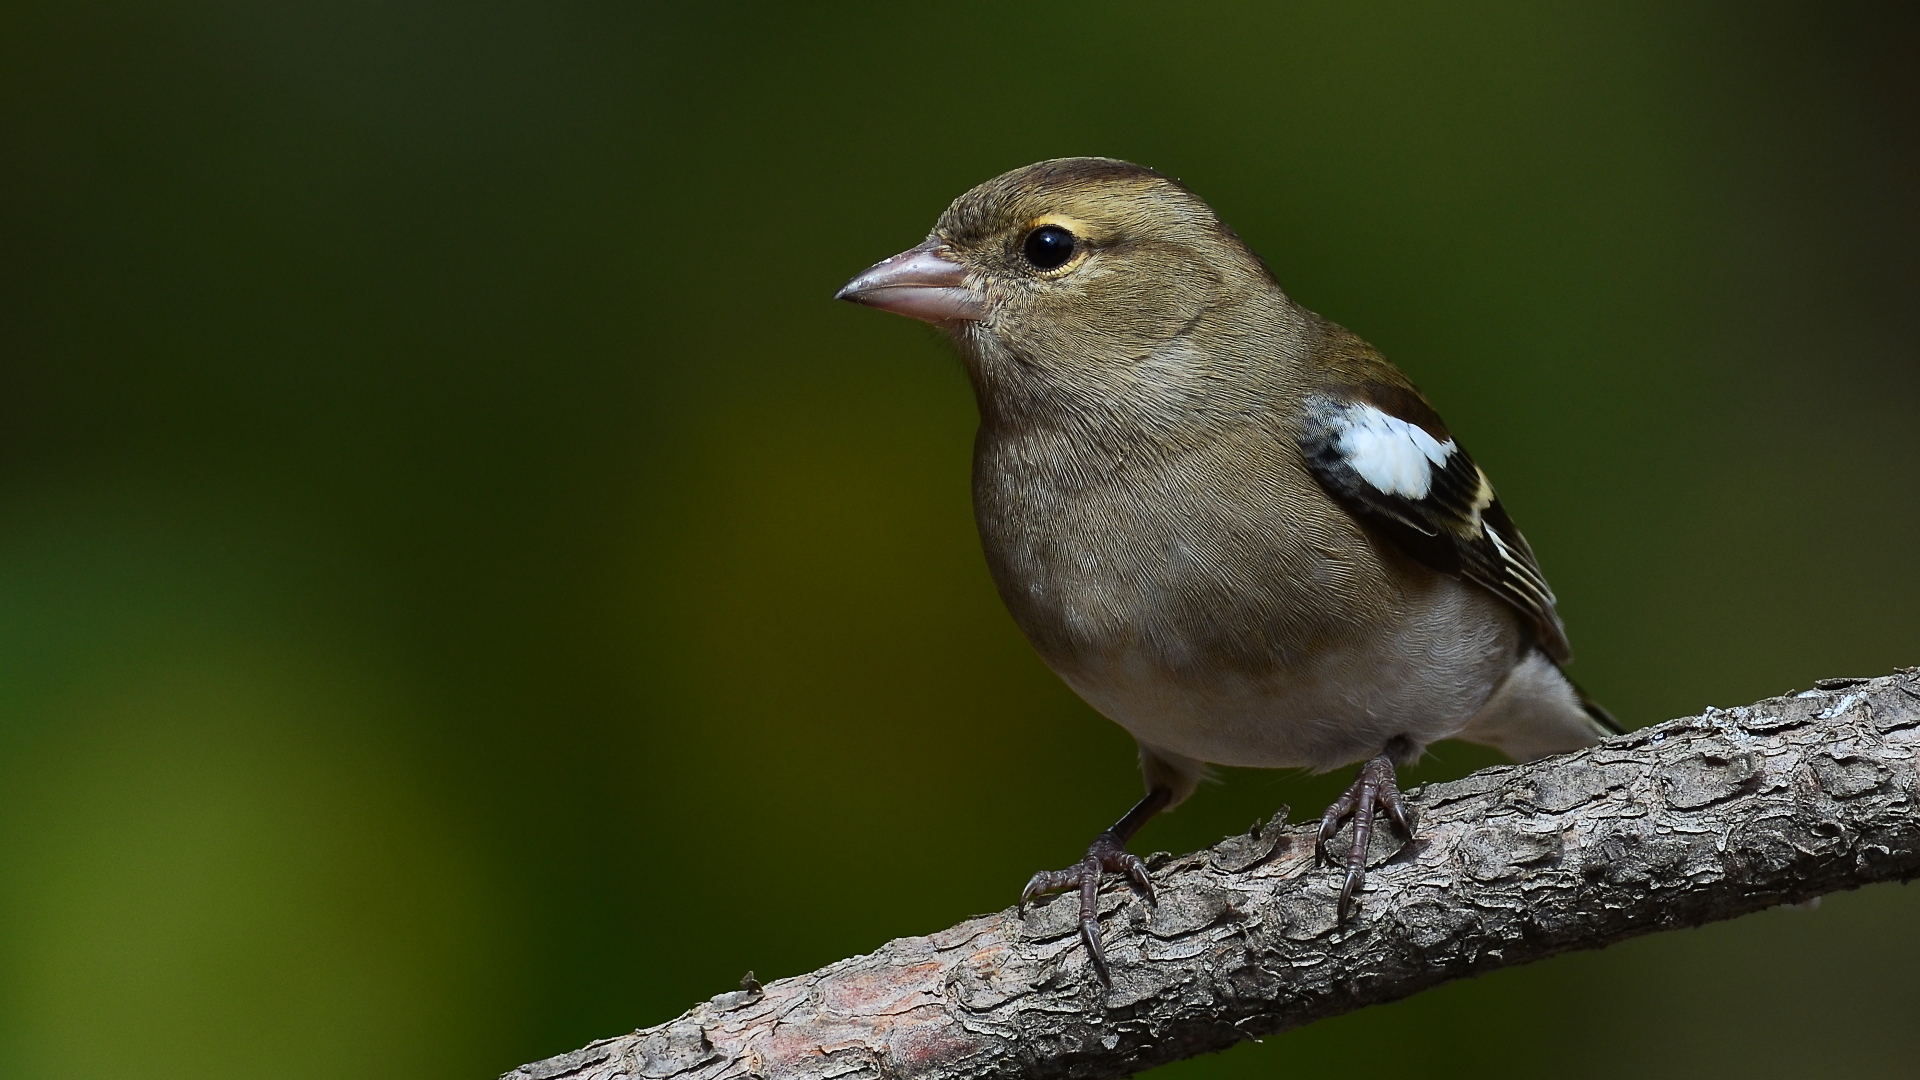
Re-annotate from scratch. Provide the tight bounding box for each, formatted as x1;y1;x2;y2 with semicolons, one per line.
834;241;985;324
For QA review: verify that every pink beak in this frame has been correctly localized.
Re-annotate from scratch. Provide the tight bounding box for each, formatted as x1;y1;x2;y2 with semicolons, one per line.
834;240;985;324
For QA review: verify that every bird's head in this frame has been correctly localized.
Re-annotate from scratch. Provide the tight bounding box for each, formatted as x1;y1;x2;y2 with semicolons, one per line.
837;158;1286;415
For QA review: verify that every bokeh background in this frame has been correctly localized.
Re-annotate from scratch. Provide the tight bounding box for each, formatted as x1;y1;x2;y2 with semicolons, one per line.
3;2;1918;1078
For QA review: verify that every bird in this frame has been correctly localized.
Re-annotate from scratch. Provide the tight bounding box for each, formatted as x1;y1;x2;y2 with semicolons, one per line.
834;157;1617;985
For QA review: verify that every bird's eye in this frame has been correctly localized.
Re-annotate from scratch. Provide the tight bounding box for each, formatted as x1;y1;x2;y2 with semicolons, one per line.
1022;225;1077;270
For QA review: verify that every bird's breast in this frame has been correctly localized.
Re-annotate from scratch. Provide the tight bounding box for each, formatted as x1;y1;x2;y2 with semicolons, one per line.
971;420;1518;770
973;420;1368;674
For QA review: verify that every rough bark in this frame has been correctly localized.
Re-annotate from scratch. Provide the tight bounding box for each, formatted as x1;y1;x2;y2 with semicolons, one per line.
508;671;1920;1080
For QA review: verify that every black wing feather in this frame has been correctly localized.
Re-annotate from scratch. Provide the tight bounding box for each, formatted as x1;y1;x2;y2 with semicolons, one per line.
1299;393;1573;663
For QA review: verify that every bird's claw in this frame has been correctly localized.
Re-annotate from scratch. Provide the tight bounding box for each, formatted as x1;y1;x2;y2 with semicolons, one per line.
1315;754;1415;922
1018;831;1153;985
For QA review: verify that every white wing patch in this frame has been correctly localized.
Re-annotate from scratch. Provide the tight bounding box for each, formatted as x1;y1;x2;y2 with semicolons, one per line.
1333;403;1457;499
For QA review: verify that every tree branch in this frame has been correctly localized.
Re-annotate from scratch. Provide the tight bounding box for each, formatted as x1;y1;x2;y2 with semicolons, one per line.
508;671;1920;1080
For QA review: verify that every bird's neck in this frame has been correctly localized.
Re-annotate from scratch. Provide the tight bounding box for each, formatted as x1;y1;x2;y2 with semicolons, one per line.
951;300;1310;446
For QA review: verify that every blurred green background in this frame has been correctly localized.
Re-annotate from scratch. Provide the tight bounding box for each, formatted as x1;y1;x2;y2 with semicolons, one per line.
2;2;1917;1078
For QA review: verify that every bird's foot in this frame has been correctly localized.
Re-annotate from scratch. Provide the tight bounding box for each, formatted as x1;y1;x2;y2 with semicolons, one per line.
1019;830;1154;985
1315;753;1415;922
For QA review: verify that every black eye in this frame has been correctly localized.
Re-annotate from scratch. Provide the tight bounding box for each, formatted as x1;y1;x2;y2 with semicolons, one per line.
1022;225;1077;270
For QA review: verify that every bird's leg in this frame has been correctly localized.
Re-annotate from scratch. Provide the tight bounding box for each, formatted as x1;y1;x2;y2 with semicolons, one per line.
1315;753;1415;922
1019;786;1172;985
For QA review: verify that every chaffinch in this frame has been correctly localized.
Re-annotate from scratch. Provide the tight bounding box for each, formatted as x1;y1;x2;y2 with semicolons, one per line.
836;157;1617;984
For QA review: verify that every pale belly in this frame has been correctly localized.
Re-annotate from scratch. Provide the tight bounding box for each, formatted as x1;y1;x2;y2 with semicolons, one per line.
1049;576;1520;773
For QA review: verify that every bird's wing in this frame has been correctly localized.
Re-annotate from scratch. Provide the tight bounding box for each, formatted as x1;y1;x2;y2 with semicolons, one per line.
1297;380;1572;664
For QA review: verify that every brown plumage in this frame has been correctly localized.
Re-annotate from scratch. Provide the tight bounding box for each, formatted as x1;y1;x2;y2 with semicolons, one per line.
837;157;1614;984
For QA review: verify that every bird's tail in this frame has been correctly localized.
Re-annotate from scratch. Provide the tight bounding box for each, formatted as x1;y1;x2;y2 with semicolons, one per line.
1455;650;1621;761
1565;675;1624;737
